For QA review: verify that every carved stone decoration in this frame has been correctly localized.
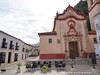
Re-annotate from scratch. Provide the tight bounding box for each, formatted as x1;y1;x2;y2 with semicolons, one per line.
68;36;78;42
67;20;78;36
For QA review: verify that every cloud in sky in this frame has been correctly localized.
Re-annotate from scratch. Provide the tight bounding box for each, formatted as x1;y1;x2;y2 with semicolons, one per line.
0;0;80;44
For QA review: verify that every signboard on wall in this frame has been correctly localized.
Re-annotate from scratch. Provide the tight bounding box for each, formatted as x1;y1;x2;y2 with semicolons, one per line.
96;22;100;30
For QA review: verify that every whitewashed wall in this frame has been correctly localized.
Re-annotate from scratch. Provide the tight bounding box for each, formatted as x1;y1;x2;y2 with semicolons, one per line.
94;43;100;59
0;31;33;64
94;14;100;43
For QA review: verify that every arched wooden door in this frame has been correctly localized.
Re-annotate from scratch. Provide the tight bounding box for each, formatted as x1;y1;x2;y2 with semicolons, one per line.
69;42;79;57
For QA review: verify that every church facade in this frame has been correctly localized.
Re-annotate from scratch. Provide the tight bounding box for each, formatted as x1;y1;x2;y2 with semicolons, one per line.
38;5;96;59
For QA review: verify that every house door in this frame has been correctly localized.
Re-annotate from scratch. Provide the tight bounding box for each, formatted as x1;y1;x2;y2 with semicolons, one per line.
8;52;11;63
69;42;79;57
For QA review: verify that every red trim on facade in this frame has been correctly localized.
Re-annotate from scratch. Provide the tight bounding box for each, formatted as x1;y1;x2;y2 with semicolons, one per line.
40;53;65;59
67;20;76;26
89;2;100;12
38;32;57;36
88;31;96;35
57;16;86;20
89;33;96;35
67;20;78;36
66;35;79;37
53;16;86;32
56;5;86;19
53;5;87;32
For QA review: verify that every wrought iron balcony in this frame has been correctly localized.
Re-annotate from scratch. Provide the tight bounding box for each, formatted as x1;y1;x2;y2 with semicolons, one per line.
15;46;19;50
22;48;24;52
1;42;8;48
9;44;14;49
26;49;29;52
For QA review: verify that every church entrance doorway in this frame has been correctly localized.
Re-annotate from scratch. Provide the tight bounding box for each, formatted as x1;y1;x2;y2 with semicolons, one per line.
69;42;79;58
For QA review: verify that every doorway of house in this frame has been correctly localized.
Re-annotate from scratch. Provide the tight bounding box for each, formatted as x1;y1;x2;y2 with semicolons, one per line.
69;42;79;58
8;52;11;63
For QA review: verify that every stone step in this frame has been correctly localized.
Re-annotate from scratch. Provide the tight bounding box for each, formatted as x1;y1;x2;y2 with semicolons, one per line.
65;58;91;65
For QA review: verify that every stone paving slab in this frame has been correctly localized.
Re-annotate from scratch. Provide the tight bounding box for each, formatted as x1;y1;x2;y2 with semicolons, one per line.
0;57;100;75
15;70;99;75
1;64;99;75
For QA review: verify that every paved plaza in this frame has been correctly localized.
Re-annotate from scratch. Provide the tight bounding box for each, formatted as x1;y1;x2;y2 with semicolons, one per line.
0;57;100;75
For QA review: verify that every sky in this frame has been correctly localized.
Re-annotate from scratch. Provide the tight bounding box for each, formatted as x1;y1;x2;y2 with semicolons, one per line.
0;0;80;44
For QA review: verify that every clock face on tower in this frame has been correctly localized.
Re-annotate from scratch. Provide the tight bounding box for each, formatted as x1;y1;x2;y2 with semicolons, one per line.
67;19;78;36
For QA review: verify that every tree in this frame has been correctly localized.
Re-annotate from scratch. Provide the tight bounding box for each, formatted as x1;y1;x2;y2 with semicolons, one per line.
74;0;91;31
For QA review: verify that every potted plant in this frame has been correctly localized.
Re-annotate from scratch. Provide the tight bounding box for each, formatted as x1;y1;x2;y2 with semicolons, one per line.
17;63;21;73
70;64;75;72
81;49;84;58
41;65;48;73
92;64;95;69
92;64;97;73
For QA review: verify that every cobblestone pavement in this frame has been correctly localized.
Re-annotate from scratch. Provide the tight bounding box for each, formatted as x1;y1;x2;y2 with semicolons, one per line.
0;57;100;75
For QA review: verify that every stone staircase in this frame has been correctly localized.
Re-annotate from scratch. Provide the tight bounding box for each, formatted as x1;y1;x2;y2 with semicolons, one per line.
65;58;91;65
38;57;91;65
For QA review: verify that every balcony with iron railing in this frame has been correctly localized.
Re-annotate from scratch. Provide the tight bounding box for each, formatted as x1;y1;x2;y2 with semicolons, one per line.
26;49;29;53
9;44;14;50
15;45;19;50
22;48;25;52
1;42;8;48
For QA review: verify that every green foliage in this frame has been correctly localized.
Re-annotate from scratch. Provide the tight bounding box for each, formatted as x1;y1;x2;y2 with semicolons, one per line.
87;18;91;31
74;0;91;31
41;65;48;70
92;64;96;69
41;65;48;73
17;63;21;69
70;63;74;68
74;1;88;16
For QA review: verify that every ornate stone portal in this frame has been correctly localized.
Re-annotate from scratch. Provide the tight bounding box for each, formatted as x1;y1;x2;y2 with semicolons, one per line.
64;35;82;58
64;17;83;58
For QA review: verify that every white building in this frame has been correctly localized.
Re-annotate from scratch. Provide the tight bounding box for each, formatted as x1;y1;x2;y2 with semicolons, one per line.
94;13;100;43
0;30;34;65
94;13;100;59
87;0;100;59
